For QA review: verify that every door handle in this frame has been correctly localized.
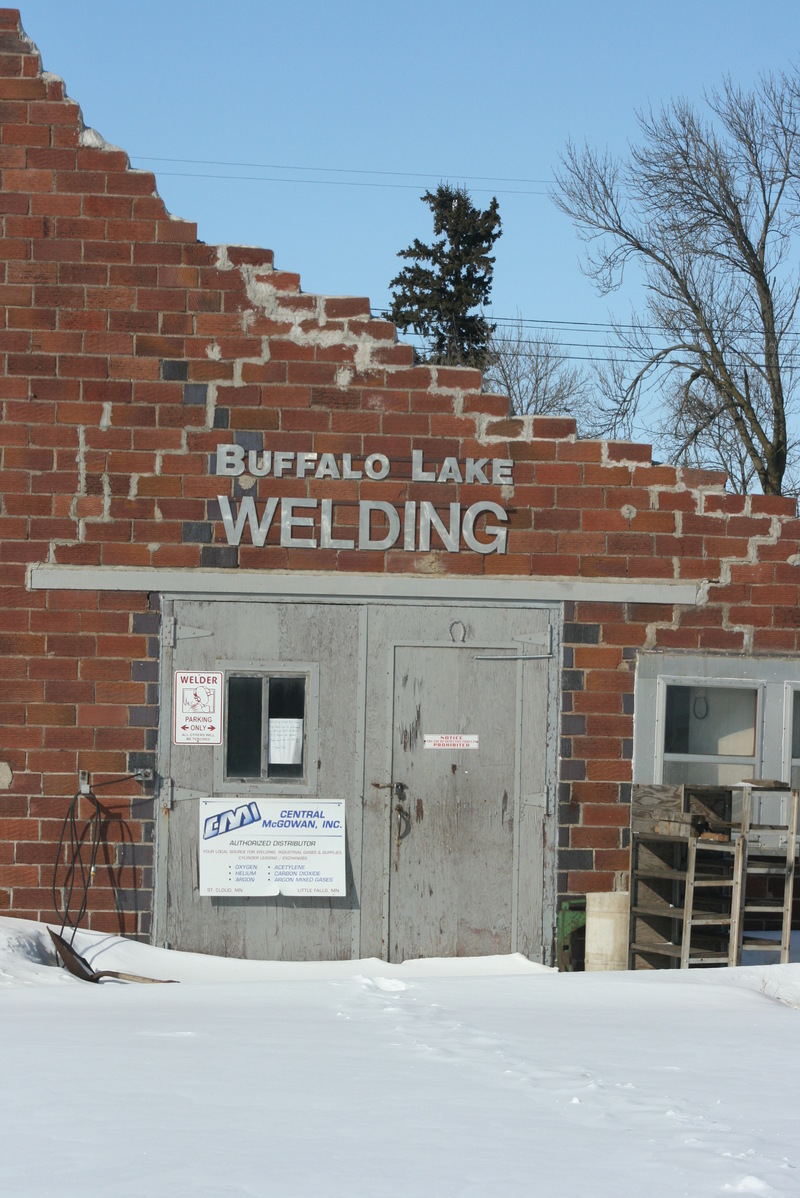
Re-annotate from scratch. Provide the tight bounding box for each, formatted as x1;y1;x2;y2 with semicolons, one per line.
394;799;411;842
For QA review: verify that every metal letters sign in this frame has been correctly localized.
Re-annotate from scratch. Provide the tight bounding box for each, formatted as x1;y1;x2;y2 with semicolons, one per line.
212;444;514;555
173;671;224;745
198;798;346;896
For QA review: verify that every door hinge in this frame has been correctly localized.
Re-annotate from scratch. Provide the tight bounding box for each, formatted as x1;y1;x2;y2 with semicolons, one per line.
471;626;553;661
171;785;209;803
523;789;550;815
162;777;175;812
174;624;213;646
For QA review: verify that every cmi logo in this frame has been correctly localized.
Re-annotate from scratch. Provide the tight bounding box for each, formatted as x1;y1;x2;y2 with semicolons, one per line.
203;801;261;840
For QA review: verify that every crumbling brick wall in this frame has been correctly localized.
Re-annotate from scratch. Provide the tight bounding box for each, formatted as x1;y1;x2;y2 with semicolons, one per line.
1;7;799;935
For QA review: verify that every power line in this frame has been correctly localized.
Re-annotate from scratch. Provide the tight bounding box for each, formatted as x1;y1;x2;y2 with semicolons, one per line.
150;169;548;197
386;325;800;366
130;154;556;186
372;308;800;340
129;157;800;345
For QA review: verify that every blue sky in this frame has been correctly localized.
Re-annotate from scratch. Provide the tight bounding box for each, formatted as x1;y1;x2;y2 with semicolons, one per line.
17;1;800;391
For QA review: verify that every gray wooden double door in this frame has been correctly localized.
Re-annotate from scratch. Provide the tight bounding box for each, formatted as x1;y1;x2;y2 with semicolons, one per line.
156;597;557;963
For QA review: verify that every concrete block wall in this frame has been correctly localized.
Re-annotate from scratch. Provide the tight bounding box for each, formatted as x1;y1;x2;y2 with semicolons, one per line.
2;7;800;933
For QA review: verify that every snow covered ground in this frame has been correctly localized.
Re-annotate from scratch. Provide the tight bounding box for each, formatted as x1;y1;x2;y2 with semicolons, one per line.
1;917;799;1197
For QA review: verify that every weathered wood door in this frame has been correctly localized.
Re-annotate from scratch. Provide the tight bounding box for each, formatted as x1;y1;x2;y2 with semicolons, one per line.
156;597;556;963
158;598;364;961
389;645;521;959
361;604;554;963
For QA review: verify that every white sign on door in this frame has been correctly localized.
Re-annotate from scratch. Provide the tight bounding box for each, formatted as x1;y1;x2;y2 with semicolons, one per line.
198;798;346;896
173;671;224;745
268;718;304;765
423;733;479;749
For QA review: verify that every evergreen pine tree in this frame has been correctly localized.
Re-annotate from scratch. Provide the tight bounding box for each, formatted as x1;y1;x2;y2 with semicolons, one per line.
388;185;501;370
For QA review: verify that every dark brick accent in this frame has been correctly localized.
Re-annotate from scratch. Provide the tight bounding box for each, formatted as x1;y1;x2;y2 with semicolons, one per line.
183;521;213;543
201;545;239;568
561;669;584;691
559;848;594;871
132;611;160;635
234;430;263;451
128;798;155;822
214;407;230;428
129;705;159;728
161;359;188;381
132;659;159;682
563;622;600;644
116;841;154;868
183;383;207;405
128;752;155;774
114;888;145;914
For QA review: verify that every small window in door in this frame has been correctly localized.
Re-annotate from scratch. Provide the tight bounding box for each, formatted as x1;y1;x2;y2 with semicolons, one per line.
789;692;800;790
662;684;758;786
225;674;307;782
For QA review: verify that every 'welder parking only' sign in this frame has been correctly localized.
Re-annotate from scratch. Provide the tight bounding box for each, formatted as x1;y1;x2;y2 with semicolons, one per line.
173;671;224;745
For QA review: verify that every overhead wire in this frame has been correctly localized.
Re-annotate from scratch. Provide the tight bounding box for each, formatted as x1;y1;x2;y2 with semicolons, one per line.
128;155;800;357
144;170;549;197
129;155;555;185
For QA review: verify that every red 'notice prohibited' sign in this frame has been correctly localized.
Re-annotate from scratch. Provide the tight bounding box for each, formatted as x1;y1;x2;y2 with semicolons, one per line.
423;734;479;750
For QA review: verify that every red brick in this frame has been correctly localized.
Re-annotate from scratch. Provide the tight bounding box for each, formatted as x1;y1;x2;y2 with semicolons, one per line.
568;872;616;893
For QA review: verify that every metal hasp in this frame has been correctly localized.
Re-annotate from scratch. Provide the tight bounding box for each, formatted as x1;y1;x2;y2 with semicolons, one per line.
372;781;408;800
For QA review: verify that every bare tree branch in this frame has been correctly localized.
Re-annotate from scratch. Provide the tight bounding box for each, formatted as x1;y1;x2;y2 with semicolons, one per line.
553;71;800;493
484;318;592;429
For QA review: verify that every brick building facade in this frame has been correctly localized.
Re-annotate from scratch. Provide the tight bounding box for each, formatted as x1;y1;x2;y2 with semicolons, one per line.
1;9;799;960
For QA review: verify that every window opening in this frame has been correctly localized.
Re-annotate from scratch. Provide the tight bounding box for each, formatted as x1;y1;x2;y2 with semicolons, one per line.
790;692;800;790
267;676;306;780
226;675;263;778
662;684;757;786
224;673;307;782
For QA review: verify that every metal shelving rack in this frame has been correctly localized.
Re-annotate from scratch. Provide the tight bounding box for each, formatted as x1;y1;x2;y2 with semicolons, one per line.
628;783;798;970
